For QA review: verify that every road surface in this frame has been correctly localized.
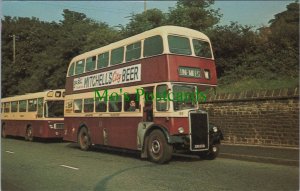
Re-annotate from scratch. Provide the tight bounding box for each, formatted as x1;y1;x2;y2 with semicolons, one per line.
2;138;299;191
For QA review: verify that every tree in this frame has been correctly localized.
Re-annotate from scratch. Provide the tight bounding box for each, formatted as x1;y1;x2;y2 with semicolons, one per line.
268;2;299;48
1;10;121;97
208;22;259;77
121;9;167;37
167;0;222;32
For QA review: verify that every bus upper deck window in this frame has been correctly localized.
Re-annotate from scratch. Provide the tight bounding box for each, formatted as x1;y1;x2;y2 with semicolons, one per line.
68;62;75;77
192;39;212;58
75;60;85;75
168;35;192;55
97;52;109;69
86;56;96;72
111;47;124;65
143;35;163;57
126;41;141;62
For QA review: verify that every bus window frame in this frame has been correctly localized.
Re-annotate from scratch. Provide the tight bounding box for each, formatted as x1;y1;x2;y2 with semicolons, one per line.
143;35;164;58
85;56;97;73
4;102;10;113
126;41;142;62
28;98;38;112
73;99;83;113
95;99;108;113
155;84;169;112
124;93;140;112
11;101;18;113
68;62;75;77
191;38;213;59
167;34;192;56
18;100;27;112
37;98;44;118
110;46;125;66
83;98;94;113
75;59;85;75
109;95;122;112
97;51;110;69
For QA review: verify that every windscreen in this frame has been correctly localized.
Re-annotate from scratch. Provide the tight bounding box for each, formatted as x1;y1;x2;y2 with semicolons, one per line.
45;100;64;118
173;85;197;111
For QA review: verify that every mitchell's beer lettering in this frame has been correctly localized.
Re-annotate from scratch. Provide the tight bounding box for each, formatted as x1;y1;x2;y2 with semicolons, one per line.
73;64;141;91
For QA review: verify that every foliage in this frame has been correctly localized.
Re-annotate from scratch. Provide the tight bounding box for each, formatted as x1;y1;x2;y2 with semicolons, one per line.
120;9;167;37
1;10;120;97
211;2;299;86
216;78;299;94
167;0;222;32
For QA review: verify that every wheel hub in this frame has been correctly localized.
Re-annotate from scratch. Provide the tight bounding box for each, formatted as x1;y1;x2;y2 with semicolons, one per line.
151;140;161;154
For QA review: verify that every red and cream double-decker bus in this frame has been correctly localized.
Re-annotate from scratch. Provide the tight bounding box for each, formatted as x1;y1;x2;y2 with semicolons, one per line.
1;89;65;141
64;26;223;163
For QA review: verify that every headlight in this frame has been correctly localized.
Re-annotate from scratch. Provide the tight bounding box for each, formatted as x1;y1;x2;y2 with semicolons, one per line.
178;127;184;134
212;126;218;133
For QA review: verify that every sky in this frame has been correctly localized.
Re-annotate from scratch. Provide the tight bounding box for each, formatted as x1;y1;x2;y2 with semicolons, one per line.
1;1;294;28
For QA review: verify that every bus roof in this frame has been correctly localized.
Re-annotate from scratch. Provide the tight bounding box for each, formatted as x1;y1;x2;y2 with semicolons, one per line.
1;89;65;102
69;25;211;63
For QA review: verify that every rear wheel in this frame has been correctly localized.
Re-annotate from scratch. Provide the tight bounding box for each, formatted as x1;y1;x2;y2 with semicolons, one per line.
78;127;91;151
147;130;173;164
25;127;34;142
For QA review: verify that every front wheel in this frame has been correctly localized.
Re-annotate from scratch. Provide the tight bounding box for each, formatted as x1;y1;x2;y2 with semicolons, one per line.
199;144;220;160
78;127;91;151
147;130;173;164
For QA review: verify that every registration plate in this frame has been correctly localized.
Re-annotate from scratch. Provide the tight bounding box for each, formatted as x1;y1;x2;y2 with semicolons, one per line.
194;144;206;149
178;67;201;78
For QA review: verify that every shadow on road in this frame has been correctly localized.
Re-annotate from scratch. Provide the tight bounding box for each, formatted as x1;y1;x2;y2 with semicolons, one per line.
65;142;204;164
93;164;154;191
2;136;63;143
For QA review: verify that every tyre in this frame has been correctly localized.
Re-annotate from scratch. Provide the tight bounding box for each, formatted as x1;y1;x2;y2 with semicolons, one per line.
147;129;173;164
199;144;220;160
1;125;7;138
25;126;34;142
78;127;91;151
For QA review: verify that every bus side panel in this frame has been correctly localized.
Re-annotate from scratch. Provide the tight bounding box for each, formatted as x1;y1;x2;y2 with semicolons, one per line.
63;117;79;142
31;120;64;139
103;117;140;150
64;117;141;150
2;119;27;137
2;120;63;139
